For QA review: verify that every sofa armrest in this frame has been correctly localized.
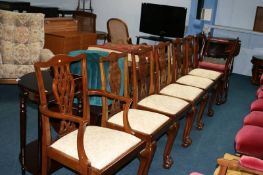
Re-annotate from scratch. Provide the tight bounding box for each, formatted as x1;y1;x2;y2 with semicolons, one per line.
39;49;54;62
0;53;2;64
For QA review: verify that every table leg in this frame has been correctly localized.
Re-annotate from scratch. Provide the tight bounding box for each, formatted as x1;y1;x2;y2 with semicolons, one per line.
20;91;28;175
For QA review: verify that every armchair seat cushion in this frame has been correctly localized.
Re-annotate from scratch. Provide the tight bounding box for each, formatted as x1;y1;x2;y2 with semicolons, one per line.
138;94;189;115
188;68;222;80
250;99;263;111
51;126;141;170
243;111;263;127
160;83;203;101
198;61;225;73
108;109;169;134
176;75;213;90
235;125;263;158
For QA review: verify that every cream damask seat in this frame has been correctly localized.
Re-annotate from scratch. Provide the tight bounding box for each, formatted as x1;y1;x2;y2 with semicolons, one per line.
0;10;53;84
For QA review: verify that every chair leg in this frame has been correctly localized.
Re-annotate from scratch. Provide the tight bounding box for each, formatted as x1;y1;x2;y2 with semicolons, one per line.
41;147;48;175
163;122;179;169
138;144;153;175
207;86;218;117
141;141;157;174
196;94;208;130
182;107;195;147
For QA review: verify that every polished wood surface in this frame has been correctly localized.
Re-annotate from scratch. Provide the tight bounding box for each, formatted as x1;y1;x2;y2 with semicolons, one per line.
44;31;96;54
251;55;263;85
254;6;263;33
34;54;147;175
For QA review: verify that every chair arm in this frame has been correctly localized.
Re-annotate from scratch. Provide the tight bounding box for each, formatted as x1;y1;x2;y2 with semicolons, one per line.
39;105;88;124
39;49;55;62
87;89;134;134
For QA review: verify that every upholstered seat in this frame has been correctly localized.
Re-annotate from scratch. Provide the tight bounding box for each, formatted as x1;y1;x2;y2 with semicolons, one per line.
160;84;203;101
250;99;263;111
0;10;53;84
109;109;169;134
176;75;213;89
51;126;141;170
235;125;263;158
243;111;263;128
138;94;189;115
188;68;222;80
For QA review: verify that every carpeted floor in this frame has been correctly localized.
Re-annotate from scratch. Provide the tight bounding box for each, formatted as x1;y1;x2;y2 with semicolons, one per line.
0;73;257;175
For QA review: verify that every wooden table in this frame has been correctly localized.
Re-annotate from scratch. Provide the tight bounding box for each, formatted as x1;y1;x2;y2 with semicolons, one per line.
44;31;97;54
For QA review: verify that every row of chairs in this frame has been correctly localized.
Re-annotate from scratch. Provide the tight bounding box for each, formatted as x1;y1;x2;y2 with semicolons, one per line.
34;34;239;174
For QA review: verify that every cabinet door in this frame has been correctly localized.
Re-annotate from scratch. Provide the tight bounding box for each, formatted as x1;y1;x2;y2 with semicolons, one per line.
254;6;263;32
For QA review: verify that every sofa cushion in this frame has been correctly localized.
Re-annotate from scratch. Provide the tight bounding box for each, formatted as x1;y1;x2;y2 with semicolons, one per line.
243;111;263;127
0;10;44;65
250;99;263;111
0;64;34;79
235;125;263;158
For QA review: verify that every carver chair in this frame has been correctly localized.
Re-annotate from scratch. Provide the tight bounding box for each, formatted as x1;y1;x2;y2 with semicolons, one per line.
0;10;54;84
34;54;149;175
196;36;240;103
107;18;132;44
99;51;175;172
130;46;195;159
155;42;208;129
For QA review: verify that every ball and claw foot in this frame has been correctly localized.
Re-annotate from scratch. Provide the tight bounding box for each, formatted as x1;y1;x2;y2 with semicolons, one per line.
163;156;173;169
182;137;192;147
196;122;204;130
207;109;214;117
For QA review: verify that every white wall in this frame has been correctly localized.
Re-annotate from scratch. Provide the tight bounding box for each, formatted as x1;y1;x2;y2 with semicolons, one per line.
216;0;263;30
93;0;191;42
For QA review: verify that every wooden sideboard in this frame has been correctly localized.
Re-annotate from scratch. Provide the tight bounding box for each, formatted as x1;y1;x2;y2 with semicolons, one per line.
45;31;97;54
44;17;97;54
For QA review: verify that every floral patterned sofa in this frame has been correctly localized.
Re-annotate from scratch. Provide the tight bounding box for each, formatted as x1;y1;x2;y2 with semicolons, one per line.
0;10;54;84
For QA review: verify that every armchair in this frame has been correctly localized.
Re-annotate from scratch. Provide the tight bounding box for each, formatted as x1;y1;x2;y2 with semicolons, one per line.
34;54;148;175
0;10;53;84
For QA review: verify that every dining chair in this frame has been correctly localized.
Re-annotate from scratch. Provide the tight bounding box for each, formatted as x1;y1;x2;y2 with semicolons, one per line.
195;36;240;103
129;46;195;155
34;54;149;175
107;18;132;44
99;51;176;171
155;41;208;129
172;37;220;116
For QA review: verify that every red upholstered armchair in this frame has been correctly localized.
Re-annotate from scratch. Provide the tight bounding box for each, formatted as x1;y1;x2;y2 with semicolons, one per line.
196;36;240;103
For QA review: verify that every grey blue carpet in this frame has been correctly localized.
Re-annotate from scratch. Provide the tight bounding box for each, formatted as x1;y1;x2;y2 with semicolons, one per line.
0;74;257;175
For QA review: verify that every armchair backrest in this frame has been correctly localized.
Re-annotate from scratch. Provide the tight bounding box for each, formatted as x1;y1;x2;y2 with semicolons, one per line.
34;54;89;137
107;18;132;44
0;10;45;65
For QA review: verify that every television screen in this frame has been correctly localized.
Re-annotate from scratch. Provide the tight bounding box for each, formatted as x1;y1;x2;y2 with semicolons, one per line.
139;3;187;38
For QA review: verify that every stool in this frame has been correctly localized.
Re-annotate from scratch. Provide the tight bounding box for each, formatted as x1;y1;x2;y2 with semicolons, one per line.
251;55;263;85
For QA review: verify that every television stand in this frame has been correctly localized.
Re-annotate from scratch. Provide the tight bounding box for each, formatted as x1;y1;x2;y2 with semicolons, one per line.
136;35;173;44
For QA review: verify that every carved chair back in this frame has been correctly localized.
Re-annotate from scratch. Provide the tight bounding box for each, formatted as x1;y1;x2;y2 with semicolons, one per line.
130;46;155;108
171;38;186;80
99;52;130;125
183;35;198;74
34;54;89;138
154;42;173;92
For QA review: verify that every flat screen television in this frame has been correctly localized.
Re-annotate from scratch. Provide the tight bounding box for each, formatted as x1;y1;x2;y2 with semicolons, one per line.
139;3;187;38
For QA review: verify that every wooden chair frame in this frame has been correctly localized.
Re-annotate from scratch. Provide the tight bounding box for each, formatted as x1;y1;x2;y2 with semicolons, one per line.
129;46;196;167
34;54;148;175
155;41;208;130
